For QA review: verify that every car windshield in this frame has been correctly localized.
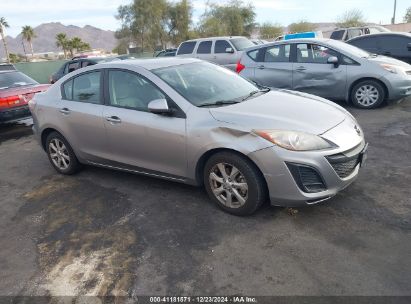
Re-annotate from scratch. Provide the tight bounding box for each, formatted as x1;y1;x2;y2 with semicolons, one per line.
230;38;255;51
153;62;260;107
328;40;370;58
0;71;38;89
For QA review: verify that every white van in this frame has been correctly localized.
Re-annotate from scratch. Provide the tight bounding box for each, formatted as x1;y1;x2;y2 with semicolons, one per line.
176;36;255;71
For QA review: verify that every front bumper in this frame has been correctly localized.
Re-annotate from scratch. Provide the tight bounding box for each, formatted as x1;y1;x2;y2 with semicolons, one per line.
248;119;366;207
381;73;411;101
0;105;31;124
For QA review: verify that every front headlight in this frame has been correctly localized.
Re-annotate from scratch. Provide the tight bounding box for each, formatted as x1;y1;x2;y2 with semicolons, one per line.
380;63;406;75
254;130;336;151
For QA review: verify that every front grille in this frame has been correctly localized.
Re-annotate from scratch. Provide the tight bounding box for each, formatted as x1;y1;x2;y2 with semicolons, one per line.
286;163;326;193
326;154;360;178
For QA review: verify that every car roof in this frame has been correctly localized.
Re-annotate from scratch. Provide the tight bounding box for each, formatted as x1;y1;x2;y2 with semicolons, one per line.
99;57;201;70
181;36;246;43
347;32;411;41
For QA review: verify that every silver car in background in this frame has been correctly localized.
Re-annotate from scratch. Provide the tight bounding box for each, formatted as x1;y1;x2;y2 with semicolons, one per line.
176;36;255;71
238;38;411;109
30;58;367;216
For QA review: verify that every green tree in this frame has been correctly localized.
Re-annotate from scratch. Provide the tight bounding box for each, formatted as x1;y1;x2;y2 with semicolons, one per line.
259;22;283;39
288;20;316;33
167;0;193;45
336;9;365;28
68;37;91;56
198;0;256;37
0;17;10;63
56;33;69;59
9;53;24;63
21;25;36;58
404;7;411;23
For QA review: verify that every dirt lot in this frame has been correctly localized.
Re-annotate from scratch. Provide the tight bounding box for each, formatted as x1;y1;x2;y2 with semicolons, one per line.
0;99;410;297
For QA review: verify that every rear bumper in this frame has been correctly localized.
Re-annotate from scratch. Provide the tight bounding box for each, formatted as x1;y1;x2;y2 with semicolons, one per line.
0;106;31;123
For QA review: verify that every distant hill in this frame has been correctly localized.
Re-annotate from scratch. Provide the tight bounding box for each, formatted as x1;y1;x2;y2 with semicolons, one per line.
0;22;117;57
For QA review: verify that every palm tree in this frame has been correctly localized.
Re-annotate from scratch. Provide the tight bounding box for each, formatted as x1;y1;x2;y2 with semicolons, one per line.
0;17;10;63
21;25;36;58
56;33;68;59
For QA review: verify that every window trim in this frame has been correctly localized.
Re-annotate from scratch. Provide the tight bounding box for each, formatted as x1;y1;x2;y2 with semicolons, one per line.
60;69;104;105
103;68;186;119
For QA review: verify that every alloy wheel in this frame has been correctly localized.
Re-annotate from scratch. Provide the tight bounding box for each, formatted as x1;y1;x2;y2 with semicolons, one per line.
209;162;248;209
355;85;379;107
49;138;70;170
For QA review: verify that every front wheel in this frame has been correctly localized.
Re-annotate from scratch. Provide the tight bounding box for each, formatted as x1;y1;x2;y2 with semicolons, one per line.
351;80;385;109
203;152;267;216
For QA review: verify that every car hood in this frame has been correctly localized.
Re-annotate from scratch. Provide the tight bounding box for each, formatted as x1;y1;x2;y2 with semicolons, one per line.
209;90;348;135
367;55;411;68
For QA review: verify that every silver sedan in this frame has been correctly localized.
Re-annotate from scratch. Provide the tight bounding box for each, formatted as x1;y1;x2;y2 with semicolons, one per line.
238;38;411;109
29;58;367;215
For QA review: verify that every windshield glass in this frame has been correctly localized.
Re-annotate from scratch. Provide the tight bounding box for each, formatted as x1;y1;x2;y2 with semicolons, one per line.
153;62;259;107
0;71;38;89
328;40;370;58
230;38;255;51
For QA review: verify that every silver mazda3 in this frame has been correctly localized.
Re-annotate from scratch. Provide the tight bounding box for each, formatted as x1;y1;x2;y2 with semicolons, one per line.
29;58;367;215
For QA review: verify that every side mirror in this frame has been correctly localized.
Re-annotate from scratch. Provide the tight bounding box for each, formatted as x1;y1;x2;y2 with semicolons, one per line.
225;47;234;54
407;43;411;51
148;99;172;115
327;56;339;67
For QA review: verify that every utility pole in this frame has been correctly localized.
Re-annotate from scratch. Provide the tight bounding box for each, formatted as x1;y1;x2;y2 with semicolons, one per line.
391;0;397;24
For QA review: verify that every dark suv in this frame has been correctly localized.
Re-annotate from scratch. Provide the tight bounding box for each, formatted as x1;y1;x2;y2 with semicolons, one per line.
330;26;389;41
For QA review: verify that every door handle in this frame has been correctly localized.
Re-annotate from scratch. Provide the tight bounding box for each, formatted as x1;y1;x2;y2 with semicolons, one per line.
105;116;121;124
59;107;70;115
296;66;306;72
257;65;265;70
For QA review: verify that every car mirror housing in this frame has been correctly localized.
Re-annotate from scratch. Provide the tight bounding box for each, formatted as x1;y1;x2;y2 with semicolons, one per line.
148;99;172;115
225;47;235;54
327;56;339;67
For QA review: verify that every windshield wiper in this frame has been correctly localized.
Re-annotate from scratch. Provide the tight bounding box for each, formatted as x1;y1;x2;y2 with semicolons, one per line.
242;87;271;101
198;100;241;107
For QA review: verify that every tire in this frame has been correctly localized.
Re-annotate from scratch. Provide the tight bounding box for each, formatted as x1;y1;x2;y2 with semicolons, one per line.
203;152;267;216
45;131;81;175
350;80;385;109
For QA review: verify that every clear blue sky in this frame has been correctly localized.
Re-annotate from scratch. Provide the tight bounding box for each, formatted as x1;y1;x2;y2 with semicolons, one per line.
1;0;409;37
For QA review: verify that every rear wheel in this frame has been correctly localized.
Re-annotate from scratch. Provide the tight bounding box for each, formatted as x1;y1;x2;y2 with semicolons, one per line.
46;132;81;175
351;80;385;109
203;152;267;216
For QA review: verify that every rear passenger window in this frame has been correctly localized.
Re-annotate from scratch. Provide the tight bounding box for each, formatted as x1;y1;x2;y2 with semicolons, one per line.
264;44;290;62
63;79;73;100
177;41;196;55
67;61;80;73
247;49;259;61
197;41;212;54
215;40;232;53
72;71;101;104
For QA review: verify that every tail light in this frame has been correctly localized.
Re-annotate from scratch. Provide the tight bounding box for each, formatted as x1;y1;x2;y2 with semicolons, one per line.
236;60;245;73
0;95;21;109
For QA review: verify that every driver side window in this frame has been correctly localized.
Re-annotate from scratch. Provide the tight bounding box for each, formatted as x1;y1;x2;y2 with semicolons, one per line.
296;44;339;64
108;70;165;112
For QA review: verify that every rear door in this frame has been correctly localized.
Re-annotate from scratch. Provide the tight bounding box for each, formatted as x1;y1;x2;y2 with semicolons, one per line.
252;43;293;89
195;40;213;62
59;70;109;162
292;43;347;99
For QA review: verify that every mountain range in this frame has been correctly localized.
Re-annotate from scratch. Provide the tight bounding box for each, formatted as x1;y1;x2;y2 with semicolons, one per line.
0;22;117;57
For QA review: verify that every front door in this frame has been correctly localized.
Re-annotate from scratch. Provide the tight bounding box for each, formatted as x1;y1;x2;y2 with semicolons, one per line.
292;43;347;100
102;69;187;178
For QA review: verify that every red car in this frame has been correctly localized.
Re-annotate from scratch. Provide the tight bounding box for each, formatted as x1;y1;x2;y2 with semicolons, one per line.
0;69;50;123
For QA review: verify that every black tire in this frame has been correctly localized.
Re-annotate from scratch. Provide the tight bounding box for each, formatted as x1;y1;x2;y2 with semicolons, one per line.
203;152;267;216
45;131;81;175
350;80;385;109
